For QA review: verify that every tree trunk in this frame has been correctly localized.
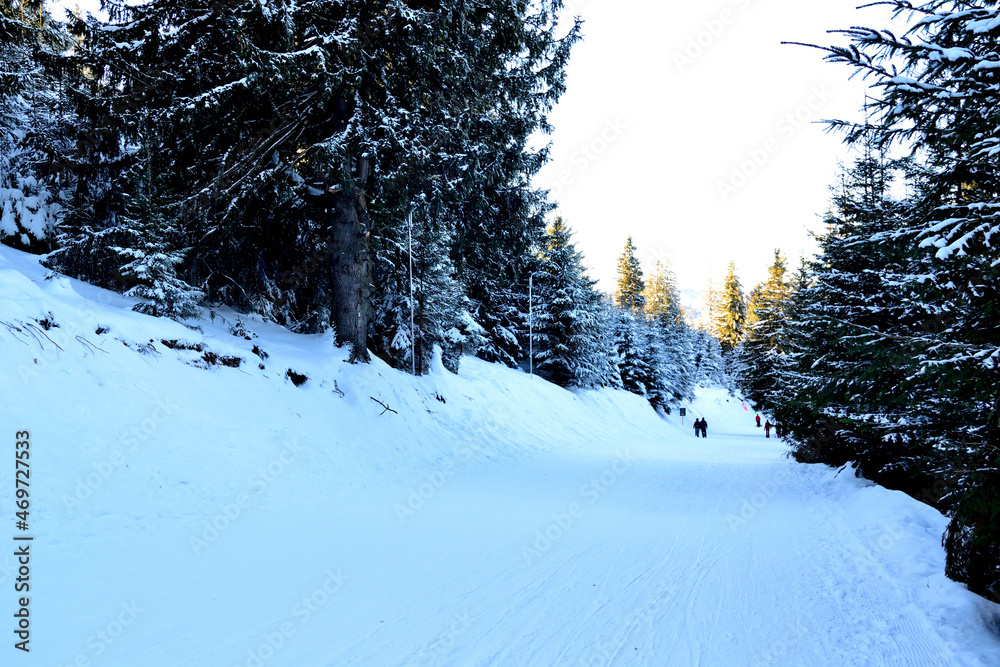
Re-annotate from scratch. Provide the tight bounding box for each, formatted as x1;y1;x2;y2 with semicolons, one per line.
328;182;372;363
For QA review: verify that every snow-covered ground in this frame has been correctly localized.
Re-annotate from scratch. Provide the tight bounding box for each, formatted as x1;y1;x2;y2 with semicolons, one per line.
1;244;999;666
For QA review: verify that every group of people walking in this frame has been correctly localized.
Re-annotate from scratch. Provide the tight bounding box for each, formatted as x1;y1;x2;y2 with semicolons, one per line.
755;414;781;438
687;411;782;440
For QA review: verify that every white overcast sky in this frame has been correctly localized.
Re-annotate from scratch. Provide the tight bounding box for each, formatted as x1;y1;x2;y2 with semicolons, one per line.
535;0;902;296
53;0;902;297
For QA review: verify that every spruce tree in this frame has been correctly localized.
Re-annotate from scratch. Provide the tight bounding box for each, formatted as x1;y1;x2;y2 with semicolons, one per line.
822;5;1000;591
532;217;608;388
614;310;655;399
644;260;694;402
53;0;298;319
700;274;722;332
713;260;746;355
615;236;645;312
367;0;581;371
691;327;726;387
774;154;922;466
643;261;683;326
0;1;70;253
23;0;581;372
737;250;790;407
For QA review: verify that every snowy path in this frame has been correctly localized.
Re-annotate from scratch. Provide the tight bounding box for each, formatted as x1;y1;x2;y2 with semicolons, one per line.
2;245;997;666
39;418;1000;667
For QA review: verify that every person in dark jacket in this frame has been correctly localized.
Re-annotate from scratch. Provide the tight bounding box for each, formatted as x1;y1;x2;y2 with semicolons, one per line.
701;419;708;438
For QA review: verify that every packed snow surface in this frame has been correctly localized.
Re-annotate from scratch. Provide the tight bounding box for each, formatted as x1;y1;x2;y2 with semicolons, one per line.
1;245;999;666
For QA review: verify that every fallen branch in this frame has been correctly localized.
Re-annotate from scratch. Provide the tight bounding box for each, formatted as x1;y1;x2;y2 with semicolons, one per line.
0;321;30;346
24;322;64;351
76;335;109;355
370;397;398;416
19;322;46;350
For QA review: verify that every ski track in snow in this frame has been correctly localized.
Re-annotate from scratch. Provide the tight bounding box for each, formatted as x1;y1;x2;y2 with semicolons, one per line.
1;245;999;667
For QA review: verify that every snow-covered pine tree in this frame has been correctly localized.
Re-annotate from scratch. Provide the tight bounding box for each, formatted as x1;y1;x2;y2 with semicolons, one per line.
376;210;487;375
615;236;645;312
736;250;790;408
533;217;611;388
762;257;811;417
744;284;761;321
0;1;70;253
614;309;655;400
367;0;581;371
713;260;746;355
52;0;268;318
774;154;923;465
45;0;580;362
815;3;1000;596
639;321;673;412
411;218;467;375
699;274;722;332
644;260;694;403
643;261;683;326
456;1;580;371
690;326;726;387
590;297;625;390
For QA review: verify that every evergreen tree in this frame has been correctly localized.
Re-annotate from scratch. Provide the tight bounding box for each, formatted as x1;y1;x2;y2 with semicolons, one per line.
774;154;922;463
371;211;485;375
615;236;645;312
367;0;581;371
52;0;580;356
713;260;746;355
413;219;476;374
532;217;609;388
737;250;790;407
691;327;726;386
766;144;983;591
700;274;722;332
0;1;70;253
643;261;683;326
826;7;1000;596
614;310;656;399
53;0;295;318
644;260;694;402
639;322;674;411
592;298;626;390
743;283;764;332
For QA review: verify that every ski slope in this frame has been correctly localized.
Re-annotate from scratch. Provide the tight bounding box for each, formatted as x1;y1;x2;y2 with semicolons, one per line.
1;244;999;666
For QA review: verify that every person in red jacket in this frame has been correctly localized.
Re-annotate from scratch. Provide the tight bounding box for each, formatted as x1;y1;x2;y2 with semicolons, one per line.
756;414;761;428
764;420;772;438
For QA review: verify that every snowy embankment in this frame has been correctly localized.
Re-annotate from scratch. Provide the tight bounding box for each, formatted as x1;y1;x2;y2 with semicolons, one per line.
1;244;999;666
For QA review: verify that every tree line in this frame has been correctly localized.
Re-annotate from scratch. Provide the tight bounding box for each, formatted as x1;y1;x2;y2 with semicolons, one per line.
728;0;1000;603
1;1;724;408
0;0;579;371
532;223;724;406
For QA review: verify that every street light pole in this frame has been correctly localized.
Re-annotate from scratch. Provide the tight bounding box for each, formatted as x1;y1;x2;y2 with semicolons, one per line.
408;211;416;376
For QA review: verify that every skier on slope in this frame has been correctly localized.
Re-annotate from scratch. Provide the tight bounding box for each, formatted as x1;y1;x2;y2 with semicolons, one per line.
756;414;761;428
764;420;772;438
693;418;702;438
701;418;708;439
